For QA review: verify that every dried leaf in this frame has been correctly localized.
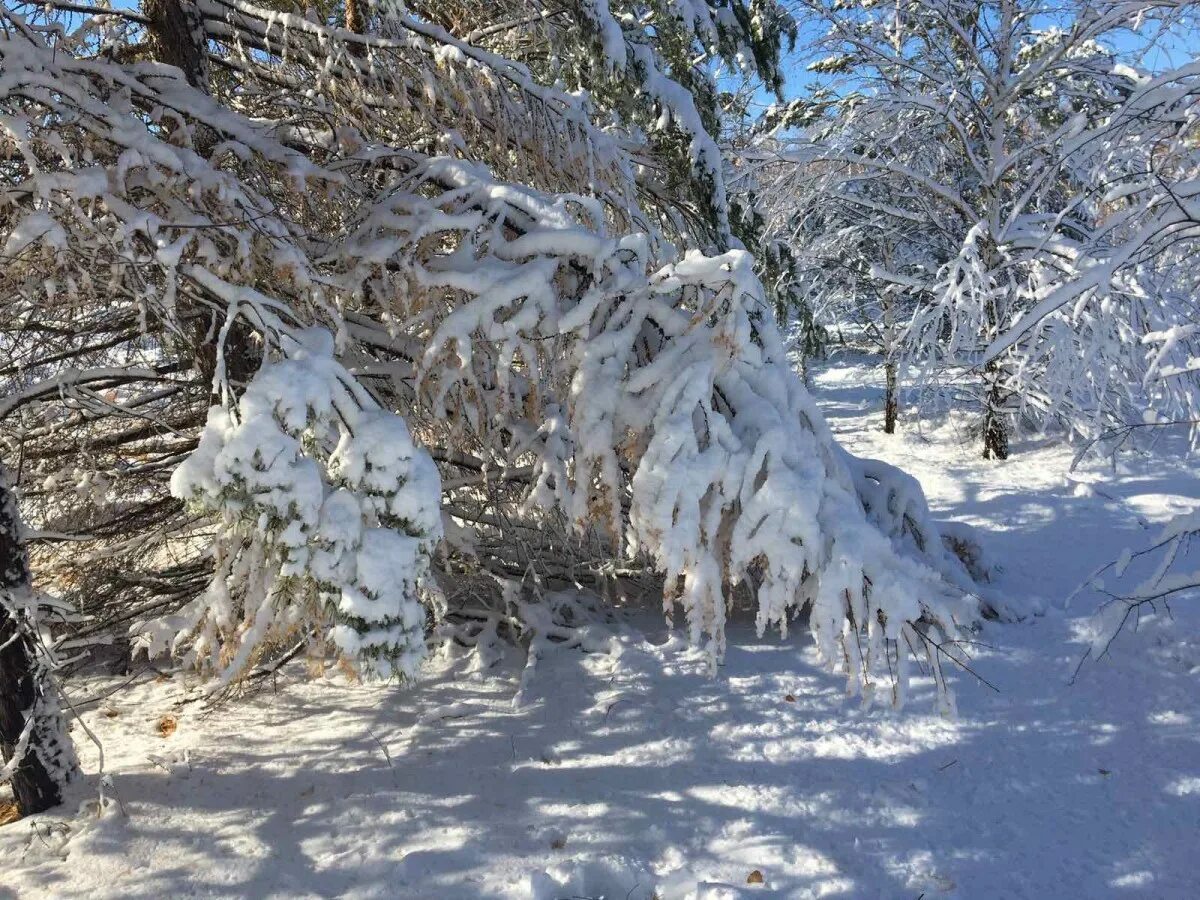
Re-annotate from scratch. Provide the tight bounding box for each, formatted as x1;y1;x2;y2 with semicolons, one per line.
0;801;21;827
746;869;765;884
156;714;178;738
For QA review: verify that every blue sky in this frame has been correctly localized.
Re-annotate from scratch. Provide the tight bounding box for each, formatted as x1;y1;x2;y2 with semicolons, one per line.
764;7;1200;107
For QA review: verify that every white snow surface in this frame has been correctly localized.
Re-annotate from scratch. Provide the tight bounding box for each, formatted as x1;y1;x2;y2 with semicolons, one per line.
4;353;1200;898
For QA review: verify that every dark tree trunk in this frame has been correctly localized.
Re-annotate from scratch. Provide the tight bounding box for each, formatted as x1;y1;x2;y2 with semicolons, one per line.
143;0;210;90
879;279;899;435
0;467;77;815
981;370;1009;460
883;359;898;435
345;0;368;57
980;309;1009;460
979;234;1010;460
144;0;216;160
346;0;366;34
143;0;260;390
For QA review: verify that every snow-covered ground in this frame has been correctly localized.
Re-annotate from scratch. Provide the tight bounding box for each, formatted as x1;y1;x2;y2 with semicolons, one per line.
3;353;1199;899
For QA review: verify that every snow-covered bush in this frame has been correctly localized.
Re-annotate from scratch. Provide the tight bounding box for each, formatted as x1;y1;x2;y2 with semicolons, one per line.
332;156;977;704
145;329;441;682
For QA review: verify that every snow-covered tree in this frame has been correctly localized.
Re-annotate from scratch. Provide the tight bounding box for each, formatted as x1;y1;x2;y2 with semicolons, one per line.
751;127;948;428
760;0;1200;457
984;47;1200;386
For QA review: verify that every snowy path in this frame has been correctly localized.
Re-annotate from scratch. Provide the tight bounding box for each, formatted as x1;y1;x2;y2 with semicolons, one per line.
3;356;1199;899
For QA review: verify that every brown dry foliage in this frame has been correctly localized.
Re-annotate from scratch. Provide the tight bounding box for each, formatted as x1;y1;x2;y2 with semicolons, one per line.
0;800;21;827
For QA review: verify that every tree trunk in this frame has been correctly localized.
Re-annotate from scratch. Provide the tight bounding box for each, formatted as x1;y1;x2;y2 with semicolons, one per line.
882;287;898;434
981;366;1009;459
143;0;260;391
345;0;367;56
980;299;1009;459
143;0;209;90
346;0;366;34
0;467;78;815
978;230;1009;460
884;359;898;434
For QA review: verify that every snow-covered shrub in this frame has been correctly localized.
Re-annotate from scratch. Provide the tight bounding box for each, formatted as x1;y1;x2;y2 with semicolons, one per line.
846;454;993;585
146;329;441;682
333;157;976;705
